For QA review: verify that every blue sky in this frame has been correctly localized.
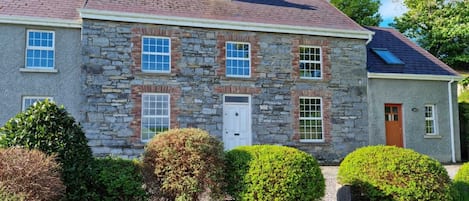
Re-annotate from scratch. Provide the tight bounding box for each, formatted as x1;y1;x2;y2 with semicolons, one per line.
379;0;408;27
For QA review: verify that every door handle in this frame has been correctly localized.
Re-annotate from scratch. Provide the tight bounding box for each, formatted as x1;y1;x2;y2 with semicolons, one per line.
234;133;240;136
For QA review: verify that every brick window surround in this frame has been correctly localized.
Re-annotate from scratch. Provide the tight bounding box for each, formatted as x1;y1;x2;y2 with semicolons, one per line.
291;90;332;143
217;32;260;79
130;85;181;144
131;27;181;75
292;38;331;81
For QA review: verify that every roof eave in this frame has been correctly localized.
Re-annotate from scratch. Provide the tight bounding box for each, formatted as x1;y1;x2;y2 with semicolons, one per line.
79;8;373;40
368;72;463;81
0;15;81;28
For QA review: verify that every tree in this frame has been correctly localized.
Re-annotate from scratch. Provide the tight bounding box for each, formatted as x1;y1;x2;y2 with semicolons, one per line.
330;0;382;26
393;0;469;70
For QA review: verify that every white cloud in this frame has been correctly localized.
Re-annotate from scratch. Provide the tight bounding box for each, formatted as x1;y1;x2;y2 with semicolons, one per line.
379;0;408;19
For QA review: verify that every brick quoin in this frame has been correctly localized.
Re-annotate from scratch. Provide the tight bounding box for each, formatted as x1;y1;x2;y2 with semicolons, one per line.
216;32;260;79
130;26;181;75
291;38;332;81
291;90;332;143
130;85;181;144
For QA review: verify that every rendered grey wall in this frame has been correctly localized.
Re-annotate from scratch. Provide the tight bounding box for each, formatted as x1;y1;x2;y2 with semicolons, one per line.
368;78;461;162
0;24;83;125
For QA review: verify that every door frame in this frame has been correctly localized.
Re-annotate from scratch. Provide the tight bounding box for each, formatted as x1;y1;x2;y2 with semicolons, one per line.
384;103;406;147
222;94;252;149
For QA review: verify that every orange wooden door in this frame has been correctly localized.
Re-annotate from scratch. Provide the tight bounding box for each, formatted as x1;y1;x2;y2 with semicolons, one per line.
385;104;403;147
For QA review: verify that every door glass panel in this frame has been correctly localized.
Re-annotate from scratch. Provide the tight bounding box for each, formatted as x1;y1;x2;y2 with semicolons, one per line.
385;106;390;113
392;107;398;113
225;96;249;103
385;114;389;121
394;114;398;121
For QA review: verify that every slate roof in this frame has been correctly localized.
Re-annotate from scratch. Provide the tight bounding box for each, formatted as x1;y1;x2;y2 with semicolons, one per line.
366;26;458;76
0;0;84;20
83;0;367;32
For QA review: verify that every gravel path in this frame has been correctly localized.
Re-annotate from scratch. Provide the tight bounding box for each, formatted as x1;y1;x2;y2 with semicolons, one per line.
320;165;461;201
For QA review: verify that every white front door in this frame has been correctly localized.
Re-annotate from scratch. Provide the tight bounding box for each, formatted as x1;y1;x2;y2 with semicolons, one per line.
223;95;252;150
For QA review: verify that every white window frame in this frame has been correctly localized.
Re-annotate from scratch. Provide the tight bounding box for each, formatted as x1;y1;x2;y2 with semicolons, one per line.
22;96;53;111
299;46;322;79
141;36;171;73
141;93;170;142
25;30;55;69
425;104;438;135
299;97;324;142
225;41;251;78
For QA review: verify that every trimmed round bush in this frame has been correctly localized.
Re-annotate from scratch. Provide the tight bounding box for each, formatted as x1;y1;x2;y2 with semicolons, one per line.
0;100;95;200
0;147;65;201
143;128;225;201
225;145;325;201
453;162;469;200
338;145;452;201
92;157;147;201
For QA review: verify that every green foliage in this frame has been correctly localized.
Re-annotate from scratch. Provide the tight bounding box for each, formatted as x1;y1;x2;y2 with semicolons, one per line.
453;162;469;201
0;100;95;201
0;148;65;201
91;157;147;201
330;0;382;26
393;0;469;69
143;128;225;201
338;145;452;201
0;186;26;201
225;145;325;201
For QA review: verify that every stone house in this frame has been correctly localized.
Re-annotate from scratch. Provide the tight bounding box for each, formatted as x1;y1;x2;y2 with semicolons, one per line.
0;0;461;163
366;27;462;162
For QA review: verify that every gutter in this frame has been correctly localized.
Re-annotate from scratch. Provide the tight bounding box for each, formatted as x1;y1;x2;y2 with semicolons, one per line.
0;15;81;28
368;72;463;81
448;79;456;163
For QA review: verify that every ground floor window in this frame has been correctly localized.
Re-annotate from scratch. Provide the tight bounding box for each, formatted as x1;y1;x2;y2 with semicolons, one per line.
299;97;323;142
425;104;437;135
141;93;170;142
22;96;53;111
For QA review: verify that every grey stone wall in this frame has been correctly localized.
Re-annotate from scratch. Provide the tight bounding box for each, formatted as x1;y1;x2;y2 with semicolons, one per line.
81;19;368;161
0;24;83;125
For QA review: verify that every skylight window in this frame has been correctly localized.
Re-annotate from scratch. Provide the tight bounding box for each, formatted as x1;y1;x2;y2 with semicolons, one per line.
372;48;404;65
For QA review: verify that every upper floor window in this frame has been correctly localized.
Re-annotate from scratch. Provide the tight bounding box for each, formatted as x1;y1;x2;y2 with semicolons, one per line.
299;46;322;79
141;36;170;73
299;97;323;142
141;93;170;142
22;96;53;111
26;30;54;68
226;42;250;77
425;105;437;135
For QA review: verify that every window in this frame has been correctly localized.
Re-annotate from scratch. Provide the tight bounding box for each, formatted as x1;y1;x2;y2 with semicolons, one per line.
425;105;437;135
141;36;171;73
26;30;54;68
226;42;250;77
300;46;322;79
372;48;404;65
299;97;323;142
141;93;170;142
22;96;53;111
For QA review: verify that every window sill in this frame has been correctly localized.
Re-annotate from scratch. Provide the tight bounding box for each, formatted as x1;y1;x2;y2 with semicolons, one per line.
20;68;58;73
424;134;442;139
300;139;325;143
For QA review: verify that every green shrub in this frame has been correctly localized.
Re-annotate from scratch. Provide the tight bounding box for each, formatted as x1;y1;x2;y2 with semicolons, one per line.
338;145;452;201
91;157;147;201
0;147;65;201
143;128;225;201
0;100;95;200
225;145;325;201
0;186;26;201
453;162;469;201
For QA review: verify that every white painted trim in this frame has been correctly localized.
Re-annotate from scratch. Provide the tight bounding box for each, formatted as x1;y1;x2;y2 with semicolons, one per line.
368;72;463;81
79;9;373;40
0;15;81;28
140;93;171;143
223;94;252;150
19;68;58;73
